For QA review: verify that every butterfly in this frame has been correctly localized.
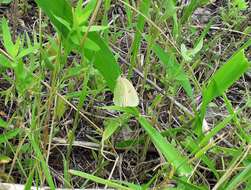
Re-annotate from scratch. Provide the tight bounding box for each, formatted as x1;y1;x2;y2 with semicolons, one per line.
113;76;139;107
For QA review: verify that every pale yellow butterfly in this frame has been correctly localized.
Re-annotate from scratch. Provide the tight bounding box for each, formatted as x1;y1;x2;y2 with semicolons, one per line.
113;76;139;107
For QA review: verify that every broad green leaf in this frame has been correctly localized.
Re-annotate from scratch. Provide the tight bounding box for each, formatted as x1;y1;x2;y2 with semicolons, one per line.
53;14;71;31
153;44;193;98
12;36;21;58
82;37;100;51
200;50;249;119
36;0;120;91
14;61;33;95
138;116;193;176
35;0;73;37
84;32;121;90
71;32;100;51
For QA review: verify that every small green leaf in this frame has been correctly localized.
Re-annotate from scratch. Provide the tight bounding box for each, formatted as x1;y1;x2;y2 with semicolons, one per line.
16;45;39;60
1;18;15;57
55;97;67;119
181;39;203;62
233;0;248;10
0;155;11;164
102;119;120;142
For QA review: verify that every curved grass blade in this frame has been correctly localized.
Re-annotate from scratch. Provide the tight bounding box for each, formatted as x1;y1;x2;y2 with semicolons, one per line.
197;49;250;135
69;170;138;190
138;116;193;176
28;134;56;190
224;163;251;190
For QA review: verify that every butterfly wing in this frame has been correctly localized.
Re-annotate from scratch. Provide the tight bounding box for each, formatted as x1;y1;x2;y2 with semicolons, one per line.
122;77;139;107
113;76;139;107
113;76;127;107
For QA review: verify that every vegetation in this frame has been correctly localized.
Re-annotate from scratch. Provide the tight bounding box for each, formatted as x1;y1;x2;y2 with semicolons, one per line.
0;0;250;189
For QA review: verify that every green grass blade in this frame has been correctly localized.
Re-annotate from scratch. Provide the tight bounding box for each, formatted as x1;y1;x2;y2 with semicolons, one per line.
173;176;207;190
124;0;133;27
128;0;151;76
24;167;35;190
224;163;251;190
28;134;56;190
181;0;210;24
69;170;132;190
138;116;193;176
199;115;234;147
152;44;193;98
184;136;219;179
